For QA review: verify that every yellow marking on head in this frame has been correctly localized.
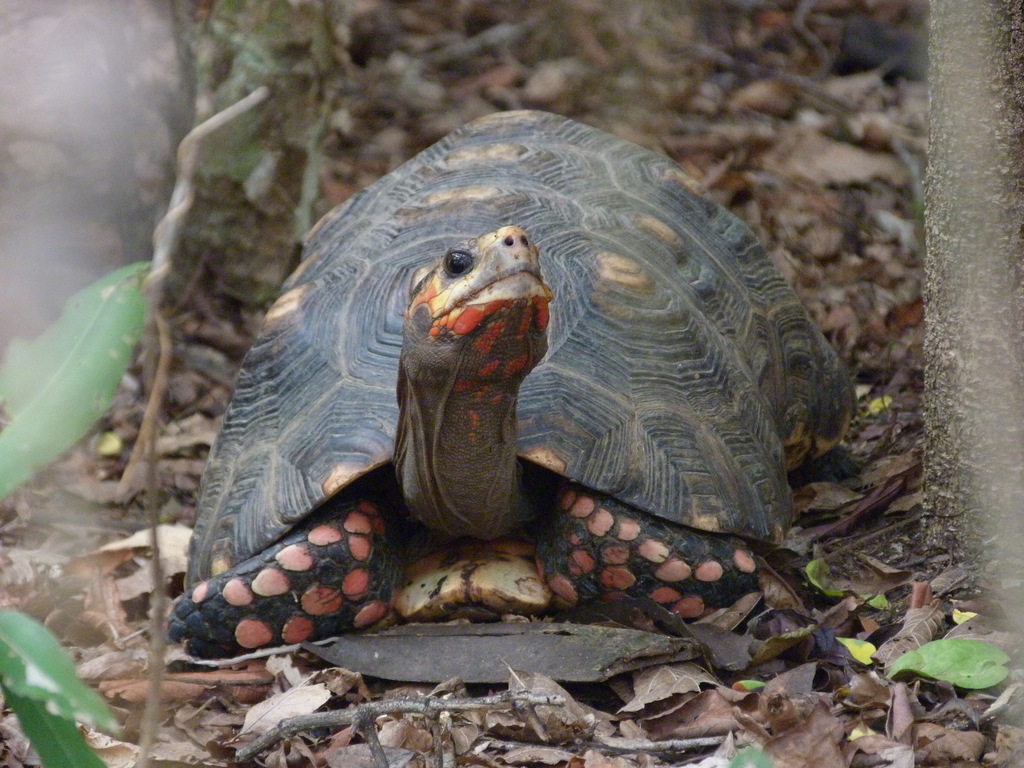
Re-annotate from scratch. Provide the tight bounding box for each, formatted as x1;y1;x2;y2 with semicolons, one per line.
427;285;457;316
423;186;503;206
521;447;568;474
263;285;310;326
596;252;653;291
635;214;683;247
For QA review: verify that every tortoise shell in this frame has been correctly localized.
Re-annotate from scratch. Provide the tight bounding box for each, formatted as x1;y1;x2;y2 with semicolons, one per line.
187;110;851;584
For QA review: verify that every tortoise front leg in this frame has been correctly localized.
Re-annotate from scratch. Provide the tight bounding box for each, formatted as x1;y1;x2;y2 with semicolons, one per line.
534;484;761;618
169;496;401;658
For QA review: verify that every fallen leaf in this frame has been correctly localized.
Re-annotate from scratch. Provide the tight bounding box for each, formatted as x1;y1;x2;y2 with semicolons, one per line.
762;699;846;768
762;127;909;187
887;638;1010;689
619;663;717;713
872;600;943;667
645;688;743;741
837;637;876;664
240;683;331;736
81;729;138;768
914;722;986;763
325;743;416;767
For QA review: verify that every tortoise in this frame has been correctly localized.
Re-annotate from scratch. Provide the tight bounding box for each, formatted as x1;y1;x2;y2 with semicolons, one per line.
169;110;851;658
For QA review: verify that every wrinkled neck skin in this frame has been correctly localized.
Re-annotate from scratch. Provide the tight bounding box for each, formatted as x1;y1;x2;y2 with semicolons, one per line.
394;300;547;540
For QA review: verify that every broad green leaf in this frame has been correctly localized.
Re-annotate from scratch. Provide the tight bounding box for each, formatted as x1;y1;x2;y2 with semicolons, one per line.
887;638;1009;689
3;688;107;768
0;262;148;500
0;611;116;731
837;637;877;664
731;747;773;767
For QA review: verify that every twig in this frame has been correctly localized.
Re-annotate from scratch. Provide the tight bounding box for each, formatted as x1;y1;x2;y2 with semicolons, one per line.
149;85;270;287
133;312;172;768
129;85;270;768
794;0;832;78
118;84;270;496
483;734;727;756
234;691;565;762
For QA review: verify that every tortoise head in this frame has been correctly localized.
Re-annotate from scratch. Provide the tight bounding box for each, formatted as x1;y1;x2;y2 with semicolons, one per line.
395;226;552;538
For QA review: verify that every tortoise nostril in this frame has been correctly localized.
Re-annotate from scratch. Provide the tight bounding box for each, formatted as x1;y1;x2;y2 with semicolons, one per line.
504;235;515;247
520;236;528;247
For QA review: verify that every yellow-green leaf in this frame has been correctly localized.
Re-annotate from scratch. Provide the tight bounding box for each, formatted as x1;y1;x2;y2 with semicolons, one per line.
837;637;877;664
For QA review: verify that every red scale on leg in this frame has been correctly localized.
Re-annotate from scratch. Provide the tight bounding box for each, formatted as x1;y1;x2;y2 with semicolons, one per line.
354;601;390;628
569;548;595;575
282;615;314;644
533;484;761;621
223;579;254;606
235;618;274;649
308;525;343;546
343;511;372;534
343;568;370;600
301;585;344;615
169;495;402;658
348;534;372;561
601;544;630;564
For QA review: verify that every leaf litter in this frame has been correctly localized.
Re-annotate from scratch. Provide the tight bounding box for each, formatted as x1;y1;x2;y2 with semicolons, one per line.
0;1;1019;767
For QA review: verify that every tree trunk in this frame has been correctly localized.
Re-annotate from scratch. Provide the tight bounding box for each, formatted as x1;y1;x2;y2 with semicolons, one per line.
171;0;350;305
924;1;1024;617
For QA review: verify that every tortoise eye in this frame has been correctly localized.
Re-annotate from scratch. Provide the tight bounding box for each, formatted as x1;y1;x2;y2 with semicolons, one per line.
443;249;475;277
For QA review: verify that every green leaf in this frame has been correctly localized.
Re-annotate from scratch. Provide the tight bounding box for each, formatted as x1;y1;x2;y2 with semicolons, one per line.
887;638;1010;689
805;559;844;597
731;746;773;767
867;594;889;609
733;679;766;691
3;688;107;768
806;559;888;606
0;262;148;500
837;637;877;664
0;611;116;731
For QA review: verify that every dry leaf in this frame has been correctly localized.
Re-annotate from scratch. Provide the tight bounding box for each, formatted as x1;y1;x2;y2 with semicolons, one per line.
241;683;332;736
645;688;743;741
81;729;139;768
763;128;909;187
503;745;577;765
873;600;943;668
762;700;846;768
914;722;986;763
619;663;717;713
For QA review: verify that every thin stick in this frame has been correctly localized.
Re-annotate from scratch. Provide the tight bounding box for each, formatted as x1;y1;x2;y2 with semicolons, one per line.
130;84;270;768
234;691;565;761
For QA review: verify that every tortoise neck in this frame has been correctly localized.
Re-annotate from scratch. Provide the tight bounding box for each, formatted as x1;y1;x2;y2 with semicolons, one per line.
394;300;548;539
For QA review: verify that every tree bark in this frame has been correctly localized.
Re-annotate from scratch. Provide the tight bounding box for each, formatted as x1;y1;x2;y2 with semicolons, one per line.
171;0;350;305
924;1;1024;615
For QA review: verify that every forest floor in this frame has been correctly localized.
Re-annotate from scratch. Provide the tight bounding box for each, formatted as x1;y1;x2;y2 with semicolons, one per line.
2;1;1021;767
